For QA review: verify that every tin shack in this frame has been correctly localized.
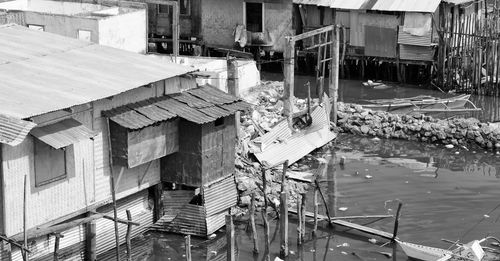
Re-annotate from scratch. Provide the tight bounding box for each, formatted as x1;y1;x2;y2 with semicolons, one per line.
0;23;197;260
293;0;441;83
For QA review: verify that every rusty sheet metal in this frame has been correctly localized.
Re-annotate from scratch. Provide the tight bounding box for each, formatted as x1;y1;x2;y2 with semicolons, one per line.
253;104;337;167
399;44;435;61
165;204;207;236
365;26;397;58
398;26;432;46
0;24;193;119
186;85;240;105
30;118;96;149
293;0;440;12
203;175;237;217
0;114;36;146
150;190;195;229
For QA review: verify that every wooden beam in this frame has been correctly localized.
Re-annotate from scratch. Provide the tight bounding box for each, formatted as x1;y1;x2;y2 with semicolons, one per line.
11;214;104;242
0;235;31;253
304;41;334;51
292;25;335;41
89;211;140;226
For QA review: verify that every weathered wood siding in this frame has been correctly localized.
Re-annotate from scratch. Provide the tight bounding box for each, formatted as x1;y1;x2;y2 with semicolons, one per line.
349;12;400;47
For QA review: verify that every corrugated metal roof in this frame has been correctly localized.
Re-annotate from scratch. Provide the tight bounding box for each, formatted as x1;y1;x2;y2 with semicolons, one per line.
103;85;252;129
0;24;194;119
293;0;440;12
253;104;337;167
0;114;36;146
30;118;96;149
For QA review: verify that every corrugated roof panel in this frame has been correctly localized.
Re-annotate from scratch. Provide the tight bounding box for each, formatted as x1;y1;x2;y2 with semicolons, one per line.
156;98;216;124
108;109;156;130
171;92;212;108
30;118;96;149
0;114;37;146
400;44;435;61
198;106;231;119
295;0;440;12
0;24;194;119
131;100;177;123
186;85;240;105
217;101;253;113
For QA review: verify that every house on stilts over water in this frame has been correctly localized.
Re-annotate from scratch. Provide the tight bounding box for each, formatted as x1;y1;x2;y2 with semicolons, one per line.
0;24;250;260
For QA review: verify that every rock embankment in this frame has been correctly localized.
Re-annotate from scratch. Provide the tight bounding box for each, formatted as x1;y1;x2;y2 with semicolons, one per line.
337;103;500;150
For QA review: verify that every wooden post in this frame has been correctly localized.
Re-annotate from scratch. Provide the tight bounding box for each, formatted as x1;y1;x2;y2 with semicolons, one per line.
279;191;288;258
250;193;259;254
86;221;96;261
172;1;179;60
226;215;235;261
185;235;192;261
53;233;63;261
106;118;121;261
283;37;295;128
281;160;288;193
296;194;302;245
300;193;306;241
314;178;333;226
23;173;28;261
126;210;133;261
330;26;340;125
153;183;163;223
313;188;318;236
392;202;403;241
227;57;241;139
262;169;270;261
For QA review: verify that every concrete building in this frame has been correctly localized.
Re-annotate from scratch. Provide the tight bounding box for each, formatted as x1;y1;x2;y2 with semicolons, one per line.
0;0;148;53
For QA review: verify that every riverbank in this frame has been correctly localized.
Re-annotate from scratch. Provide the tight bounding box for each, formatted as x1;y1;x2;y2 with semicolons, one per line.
337;102;500;151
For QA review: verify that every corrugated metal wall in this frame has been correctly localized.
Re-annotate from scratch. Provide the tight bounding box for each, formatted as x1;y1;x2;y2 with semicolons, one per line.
399;44;435;61
365;26;397;58
350;12;400;47
95;190;153;258
11;223;85;261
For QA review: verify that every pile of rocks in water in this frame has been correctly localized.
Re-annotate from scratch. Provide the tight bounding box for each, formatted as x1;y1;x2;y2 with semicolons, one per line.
337;102;500;150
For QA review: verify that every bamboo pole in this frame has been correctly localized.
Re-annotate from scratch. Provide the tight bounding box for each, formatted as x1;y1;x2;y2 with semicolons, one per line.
392;202;403;241
126;210;133;261
279;191;288;258
250;193;259;254
105;118;121;261
313;188;318;237
283;37;295;129
185;235;192;261
23;173;28;261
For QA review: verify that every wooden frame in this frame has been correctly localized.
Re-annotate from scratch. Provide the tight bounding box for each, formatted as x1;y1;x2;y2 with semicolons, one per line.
146;0;179;57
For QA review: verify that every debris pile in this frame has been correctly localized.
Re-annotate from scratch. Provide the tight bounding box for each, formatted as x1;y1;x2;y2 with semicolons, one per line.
235;81;324;210
337;103;500;150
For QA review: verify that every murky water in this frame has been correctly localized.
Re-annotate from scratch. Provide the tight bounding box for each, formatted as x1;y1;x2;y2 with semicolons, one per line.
115;75;500;260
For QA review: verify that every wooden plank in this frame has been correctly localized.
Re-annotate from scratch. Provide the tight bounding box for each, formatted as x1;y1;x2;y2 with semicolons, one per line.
333;220;394;240
292;25;335;41
304;41;334;51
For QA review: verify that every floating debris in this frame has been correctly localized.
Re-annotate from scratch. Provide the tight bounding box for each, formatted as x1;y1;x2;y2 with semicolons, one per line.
365;175;373;179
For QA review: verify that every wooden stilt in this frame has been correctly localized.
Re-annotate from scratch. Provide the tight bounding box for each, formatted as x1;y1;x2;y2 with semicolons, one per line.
392;202;403;241
53;233;63;261
313;188;318;237
85;221;96;261
23;173;28;261
185;235;192;261
297;194;303;245
226;215;235;261
152;183;163;223
250;193;259;254
125;210;133;261
314;178;333;226
300;193;307;241
262;169;270;261
279;191;288;258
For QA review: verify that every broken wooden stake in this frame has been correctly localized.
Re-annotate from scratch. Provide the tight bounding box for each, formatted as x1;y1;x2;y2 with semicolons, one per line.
226;215;235;261
126;210;133;261
23;173;28;261
250;193;259;254
392;202;403;241
314;179;333;226
185;235;192;261
279;191;288;258
300;193;307;241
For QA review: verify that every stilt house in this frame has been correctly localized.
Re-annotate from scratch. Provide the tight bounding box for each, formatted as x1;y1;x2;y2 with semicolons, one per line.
0;24;248;260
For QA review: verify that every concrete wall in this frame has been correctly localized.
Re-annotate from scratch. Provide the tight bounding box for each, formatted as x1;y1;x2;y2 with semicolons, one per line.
201;0;242;48
1;76;192;236
24;11;99;42
0;0;102;15
98;8;147;53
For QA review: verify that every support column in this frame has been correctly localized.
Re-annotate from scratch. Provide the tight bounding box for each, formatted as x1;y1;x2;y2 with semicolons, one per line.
227;57;241;139
85;220;96;261
283;37;295;128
